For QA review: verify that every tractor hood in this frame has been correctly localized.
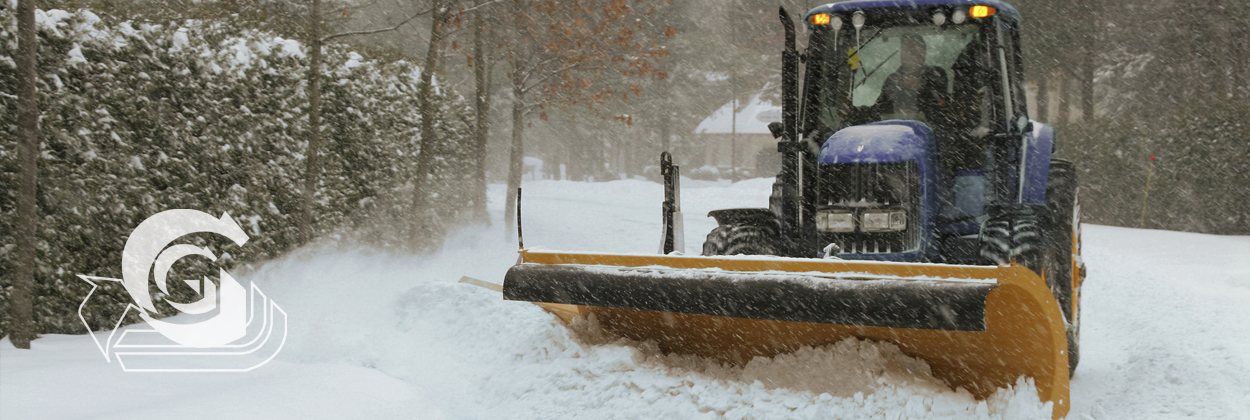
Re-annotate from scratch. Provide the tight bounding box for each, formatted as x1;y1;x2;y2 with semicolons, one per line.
818;120;935;165
817;120;939;261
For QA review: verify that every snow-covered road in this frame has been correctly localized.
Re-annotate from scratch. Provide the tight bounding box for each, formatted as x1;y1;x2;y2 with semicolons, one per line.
1071;225;1250;419
4;178;1248;419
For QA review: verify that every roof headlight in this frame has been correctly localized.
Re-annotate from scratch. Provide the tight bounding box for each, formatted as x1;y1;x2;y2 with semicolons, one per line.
952;8;967;24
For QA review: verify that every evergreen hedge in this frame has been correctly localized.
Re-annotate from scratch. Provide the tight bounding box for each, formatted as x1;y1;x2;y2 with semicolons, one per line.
0;9;475;337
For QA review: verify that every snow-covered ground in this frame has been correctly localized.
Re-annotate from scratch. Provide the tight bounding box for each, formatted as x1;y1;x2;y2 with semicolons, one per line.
3;178;1248;420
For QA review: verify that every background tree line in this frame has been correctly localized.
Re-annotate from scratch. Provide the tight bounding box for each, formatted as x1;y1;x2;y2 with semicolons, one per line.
1017;0;1249;234
3;0;1247;347
0;0;674;346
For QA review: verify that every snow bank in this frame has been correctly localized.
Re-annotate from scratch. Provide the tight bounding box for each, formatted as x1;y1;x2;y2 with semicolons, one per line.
0;334;442;420
241;242;1051;420
112;178;1052;419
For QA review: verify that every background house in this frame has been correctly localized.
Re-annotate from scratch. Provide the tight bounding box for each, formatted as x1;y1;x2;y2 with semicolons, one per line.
693;94;783;179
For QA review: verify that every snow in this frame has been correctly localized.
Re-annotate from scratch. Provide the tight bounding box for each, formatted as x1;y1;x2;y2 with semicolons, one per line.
521;156;549;180
4;179;1249;419
221;37;261;74
66;43;86;65
0;335;442;420
820;123;926;164
271;37;304;59
171;27;190;51
34;9;72;37
344;52;367;69
117;21;137;38
1069;225;1250;419
570;261;1000;285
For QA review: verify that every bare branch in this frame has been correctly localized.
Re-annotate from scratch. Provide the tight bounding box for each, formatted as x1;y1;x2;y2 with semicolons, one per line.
522;102;545;114
439;26;468;40
459;0;505;14
341;0;385;13
523;62;591;92
322;6;433;42
516;56;565;88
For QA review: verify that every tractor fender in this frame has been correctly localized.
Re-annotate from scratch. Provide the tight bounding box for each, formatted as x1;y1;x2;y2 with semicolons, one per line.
1022;122;1056;204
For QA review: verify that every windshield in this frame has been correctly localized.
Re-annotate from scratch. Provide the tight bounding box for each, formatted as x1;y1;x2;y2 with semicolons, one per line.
806;23;991;139
852;26;975;107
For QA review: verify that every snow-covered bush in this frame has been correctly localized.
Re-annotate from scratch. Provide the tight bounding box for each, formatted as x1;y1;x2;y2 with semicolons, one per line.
687;165;719;181
0;9;475;336
641;164;661;182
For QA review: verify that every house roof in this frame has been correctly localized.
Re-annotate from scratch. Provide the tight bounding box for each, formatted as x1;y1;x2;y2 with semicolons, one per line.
694;94;782;135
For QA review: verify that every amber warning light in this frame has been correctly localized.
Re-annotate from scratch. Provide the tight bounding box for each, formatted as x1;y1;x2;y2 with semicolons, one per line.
969;5;997;18
809;13;832;25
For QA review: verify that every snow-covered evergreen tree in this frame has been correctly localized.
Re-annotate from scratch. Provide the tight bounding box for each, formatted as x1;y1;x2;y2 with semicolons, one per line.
0;8;475;336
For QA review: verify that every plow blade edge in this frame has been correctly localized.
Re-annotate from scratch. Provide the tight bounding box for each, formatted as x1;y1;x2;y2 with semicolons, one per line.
505;263;995;331
502;251;1071;420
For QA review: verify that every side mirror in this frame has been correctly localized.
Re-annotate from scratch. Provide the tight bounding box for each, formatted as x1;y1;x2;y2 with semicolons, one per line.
768;121;784;139
1016;116;1033;134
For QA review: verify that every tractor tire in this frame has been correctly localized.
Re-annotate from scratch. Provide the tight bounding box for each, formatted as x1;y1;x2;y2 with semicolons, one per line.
1046;159;1083;377
702;224;781;256
979;204;1047;269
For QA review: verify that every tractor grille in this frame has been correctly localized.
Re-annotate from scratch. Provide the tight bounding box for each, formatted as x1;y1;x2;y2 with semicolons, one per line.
818;161;922;254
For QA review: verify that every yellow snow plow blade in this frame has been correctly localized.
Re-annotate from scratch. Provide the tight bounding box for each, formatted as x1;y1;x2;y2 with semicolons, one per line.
504;250;1070;420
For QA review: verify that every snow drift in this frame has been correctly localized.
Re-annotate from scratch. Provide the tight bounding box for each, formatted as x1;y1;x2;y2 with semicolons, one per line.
4;178;1248;420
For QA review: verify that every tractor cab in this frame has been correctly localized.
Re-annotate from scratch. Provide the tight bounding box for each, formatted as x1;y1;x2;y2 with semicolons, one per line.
806;10;993;170
801;2;1025;142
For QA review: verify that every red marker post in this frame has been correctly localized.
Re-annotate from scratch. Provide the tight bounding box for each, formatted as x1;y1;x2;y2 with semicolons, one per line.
1139;154;1156;228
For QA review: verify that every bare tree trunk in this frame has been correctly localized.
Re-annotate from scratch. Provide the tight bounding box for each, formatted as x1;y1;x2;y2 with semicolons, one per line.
504;80;524;239
1234;29;1248;102
472;0;492;224
1056;71;1069;124
302;0;323;243
1207;0;1235;101
414;4;450;245
1080;0;1098;121
660;112;671;152
729;9;740;182
1080;63;1093;121
1036;74;1049;123
619;130;629;178
1080;50;1095;121
1237;143;1250;234
504;0;527;239
11;0;39;350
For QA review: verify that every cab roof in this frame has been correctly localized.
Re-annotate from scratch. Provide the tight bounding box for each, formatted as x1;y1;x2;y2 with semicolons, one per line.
805;0;1022;26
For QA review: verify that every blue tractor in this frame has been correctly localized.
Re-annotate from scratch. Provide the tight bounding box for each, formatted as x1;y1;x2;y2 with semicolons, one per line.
703;0;1085;375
